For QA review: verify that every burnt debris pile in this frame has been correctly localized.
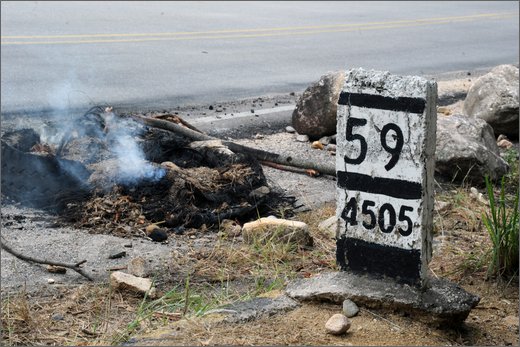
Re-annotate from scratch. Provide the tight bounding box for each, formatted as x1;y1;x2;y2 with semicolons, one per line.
1;107;292;238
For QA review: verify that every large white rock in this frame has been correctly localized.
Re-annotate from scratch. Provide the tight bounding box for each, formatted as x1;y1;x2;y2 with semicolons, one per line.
435;114;509;184
292;71;346;139
110;271;157;298
463;65;519;137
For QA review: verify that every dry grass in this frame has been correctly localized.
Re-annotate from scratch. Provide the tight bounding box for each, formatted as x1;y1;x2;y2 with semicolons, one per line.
1;284;144;346
3;197;517;346
168;203;337;285
1;204;337;346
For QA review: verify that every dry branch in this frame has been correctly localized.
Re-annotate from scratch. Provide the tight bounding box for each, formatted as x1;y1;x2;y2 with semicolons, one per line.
0;237;94;281
129;114;336;176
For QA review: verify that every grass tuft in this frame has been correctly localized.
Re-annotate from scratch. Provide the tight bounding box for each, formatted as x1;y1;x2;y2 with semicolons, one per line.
482;175;519;279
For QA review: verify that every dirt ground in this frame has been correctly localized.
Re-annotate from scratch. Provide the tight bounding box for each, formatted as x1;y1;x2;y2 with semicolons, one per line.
1;187;518;346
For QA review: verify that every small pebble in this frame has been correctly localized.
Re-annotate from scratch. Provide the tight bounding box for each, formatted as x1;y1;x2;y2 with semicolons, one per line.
254;133;265;139
497;139;513;149
47;278;55;284
311;141;324;150
319;136;331;145
326;144;337;152
108;251;127;259
285;126;296;133
497;134;508;142
51;313;64;321
342;299;359;318
325;313;351;335
148;229;168;242
296;134;309;142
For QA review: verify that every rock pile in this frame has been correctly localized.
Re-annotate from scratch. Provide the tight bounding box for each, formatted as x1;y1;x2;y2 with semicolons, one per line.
293;65;518;184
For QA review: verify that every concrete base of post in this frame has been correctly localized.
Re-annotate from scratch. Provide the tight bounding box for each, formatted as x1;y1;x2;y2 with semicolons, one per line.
285;271;480;325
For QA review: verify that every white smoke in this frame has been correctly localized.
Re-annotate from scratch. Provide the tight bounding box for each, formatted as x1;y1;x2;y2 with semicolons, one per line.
103;111;166;185
40;78;165;186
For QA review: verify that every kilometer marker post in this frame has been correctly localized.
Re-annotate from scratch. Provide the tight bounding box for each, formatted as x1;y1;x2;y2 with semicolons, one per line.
336;68;437;287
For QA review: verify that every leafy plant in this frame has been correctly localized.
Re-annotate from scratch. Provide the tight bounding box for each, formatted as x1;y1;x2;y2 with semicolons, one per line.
482;176;519;279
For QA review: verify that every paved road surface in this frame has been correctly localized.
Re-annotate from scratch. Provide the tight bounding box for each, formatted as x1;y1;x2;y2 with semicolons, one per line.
1;1;518;115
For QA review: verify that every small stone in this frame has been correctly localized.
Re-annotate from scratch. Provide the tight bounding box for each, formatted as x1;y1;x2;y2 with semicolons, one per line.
108;251;127;259
249;186;270;200
128;256;151;278
497;134;508;142
47;278;55;284
325;313;351;335
311;141;324;150
326;144;337;152
296;134;309;142
470;187;488;205
318;216;337;236
209;105;214;110
342;299;359;317
51;313;64;321
110;271;157;298
250;109;255;113
497;139;513;149
147;226;168;242
254;133;265;139
434;200;451;213
437;106;451;115
285;126;296;133
319;136;331;145
220;219;242;237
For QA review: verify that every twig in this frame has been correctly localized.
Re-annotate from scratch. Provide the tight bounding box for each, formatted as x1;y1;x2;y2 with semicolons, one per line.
153;114;205;134
360;308;402;331
129;114;336;176
260;160;320;177
0;237;94;281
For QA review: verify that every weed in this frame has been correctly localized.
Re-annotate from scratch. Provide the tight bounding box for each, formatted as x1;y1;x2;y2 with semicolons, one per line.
503;148;519;192
482;176;519;279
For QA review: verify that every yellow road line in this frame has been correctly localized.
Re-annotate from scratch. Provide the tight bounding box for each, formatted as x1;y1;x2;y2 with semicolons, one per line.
1;12;517;45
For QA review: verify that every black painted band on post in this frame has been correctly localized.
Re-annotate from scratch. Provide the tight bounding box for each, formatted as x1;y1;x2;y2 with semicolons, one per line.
337;171;422;200
336;236;422;286
338;92;426;114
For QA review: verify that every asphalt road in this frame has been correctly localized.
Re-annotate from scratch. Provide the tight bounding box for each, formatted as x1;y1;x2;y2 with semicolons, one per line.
1;1;518;115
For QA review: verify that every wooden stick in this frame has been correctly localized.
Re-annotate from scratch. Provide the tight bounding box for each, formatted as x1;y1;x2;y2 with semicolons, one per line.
129;114;336;176
153;114;205;134
0;237;94;281
260;160;319;177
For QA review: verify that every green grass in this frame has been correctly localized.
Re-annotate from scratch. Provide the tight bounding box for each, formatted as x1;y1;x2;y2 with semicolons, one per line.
482;175;519;279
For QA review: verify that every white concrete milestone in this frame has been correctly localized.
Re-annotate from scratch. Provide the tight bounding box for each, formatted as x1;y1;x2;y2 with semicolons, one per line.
336;68;437;286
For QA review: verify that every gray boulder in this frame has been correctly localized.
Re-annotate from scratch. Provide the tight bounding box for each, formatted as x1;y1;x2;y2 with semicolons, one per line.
463;64;519;137
435;114;509;184
292;71;346;139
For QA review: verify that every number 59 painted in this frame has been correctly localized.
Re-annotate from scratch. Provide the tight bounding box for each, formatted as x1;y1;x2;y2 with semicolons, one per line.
344;117;404;171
